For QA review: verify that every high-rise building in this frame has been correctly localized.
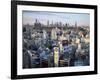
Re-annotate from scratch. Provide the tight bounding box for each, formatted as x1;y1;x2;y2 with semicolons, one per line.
47;20;49;26
75;21;77;27
53;47;59;67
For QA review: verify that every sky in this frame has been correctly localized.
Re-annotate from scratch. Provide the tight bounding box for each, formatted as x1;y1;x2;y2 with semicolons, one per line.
22;11;90;26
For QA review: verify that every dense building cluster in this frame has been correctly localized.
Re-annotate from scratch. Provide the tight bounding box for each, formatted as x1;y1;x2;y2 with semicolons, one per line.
23;19;90;68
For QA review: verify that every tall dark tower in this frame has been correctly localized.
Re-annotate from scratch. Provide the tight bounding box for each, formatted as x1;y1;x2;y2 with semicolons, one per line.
35;19;38;23
75;21;77;27
75;21;78;32
51;20;53;26
47;20;49;26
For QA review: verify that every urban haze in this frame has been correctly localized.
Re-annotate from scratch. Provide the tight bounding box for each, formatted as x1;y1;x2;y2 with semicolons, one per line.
22;11;90;68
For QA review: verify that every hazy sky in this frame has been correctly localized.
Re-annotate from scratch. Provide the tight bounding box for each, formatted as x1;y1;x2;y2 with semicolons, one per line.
22;11;90;26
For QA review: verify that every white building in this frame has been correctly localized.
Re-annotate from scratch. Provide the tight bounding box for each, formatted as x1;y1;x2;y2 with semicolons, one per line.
51;27;60;40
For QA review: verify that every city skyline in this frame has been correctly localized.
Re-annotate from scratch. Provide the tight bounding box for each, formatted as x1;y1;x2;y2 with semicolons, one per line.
23;11;90;26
